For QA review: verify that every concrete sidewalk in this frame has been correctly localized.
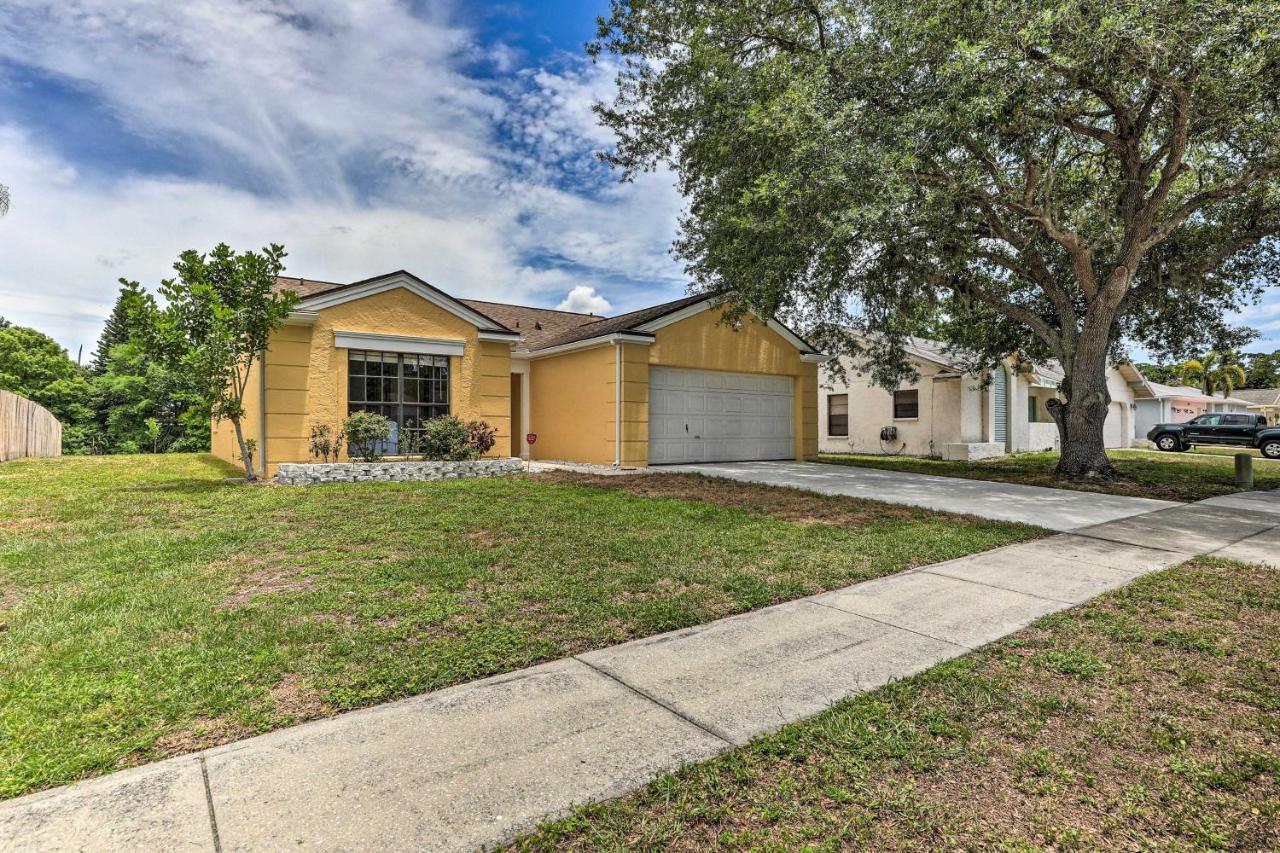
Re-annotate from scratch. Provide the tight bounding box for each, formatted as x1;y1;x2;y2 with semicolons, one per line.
668;460;1176;530
3;493;1276;853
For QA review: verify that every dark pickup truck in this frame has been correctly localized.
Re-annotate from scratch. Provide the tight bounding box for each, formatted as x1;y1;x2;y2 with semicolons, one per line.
1148;412;1280;458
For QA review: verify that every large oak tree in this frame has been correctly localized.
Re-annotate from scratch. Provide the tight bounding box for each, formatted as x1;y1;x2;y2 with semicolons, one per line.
592;0;1280;477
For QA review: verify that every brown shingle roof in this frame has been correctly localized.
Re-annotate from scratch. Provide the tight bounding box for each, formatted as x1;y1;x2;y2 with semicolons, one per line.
528;293;713;351
274;276;347;298
1232;388;1280;406
273;275;816;356
458;300;601;352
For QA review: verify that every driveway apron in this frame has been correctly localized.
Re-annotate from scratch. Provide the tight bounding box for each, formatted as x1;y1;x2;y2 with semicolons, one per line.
666;460;1176;531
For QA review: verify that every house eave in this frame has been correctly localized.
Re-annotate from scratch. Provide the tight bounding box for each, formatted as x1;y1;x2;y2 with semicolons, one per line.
526;332;655;360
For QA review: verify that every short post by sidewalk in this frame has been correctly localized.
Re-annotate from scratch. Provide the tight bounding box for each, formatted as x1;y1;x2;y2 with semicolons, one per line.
1234;453;1254;489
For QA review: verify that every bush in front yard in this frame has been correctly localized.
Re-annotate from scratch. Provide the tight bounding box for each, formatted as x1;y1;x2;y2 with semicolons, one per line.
419;415;475;461
467;420;497;456
343;411;392;461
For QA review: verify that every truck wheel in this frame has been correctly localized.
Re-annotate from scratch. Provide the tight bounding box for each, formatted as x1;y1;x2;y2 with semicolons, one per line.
1262;439;1280;460
1155;434;1182;452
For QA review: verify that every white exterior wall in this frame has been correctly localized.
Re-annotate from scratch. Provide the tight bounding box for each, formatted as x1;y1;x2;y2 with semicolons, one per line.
1008;365;1031;451
1135;398;1175;439
1104;368;1136;449
821;351;1136;456
818;355;965;456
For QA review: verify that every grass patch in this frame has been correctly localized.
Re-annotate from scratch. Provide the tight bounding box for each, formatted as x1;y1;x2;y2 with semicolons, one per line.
820;449;1280;502
0;454;1039;800
514;558;1280;851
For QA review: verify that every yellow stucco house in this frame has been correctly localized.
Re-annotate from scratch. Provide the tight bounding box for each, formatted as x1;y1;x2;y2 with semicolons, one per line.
211;271;824;477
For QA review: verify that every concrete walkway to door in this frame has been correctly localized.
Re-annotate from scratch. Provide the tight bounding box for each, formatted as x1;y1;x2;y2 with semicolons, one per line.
669;460;1176;531
4;494;1277;853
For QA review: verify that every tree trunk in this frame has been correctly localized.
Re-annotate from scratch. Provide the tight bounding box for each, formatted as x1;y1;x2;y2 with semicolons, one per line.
232;417;256;481
1052;341;1116;480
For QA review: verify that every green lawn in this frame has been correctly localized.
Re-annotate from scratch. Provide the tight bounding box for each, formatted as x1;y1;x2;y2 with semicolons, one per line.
514;558;1280;851
0;454;1038;800
820;449;1280;502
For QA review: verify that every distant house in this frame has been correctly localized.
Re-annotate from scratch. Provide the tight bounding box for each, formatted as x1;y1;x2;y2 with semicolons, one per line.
1130;379;1253;439
818;337;1140;460
1230;388;1280;420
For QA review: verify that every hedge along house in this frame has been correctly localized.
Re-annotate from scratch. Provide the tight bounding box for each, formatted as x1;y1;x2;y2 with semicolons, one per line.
211;271;824;477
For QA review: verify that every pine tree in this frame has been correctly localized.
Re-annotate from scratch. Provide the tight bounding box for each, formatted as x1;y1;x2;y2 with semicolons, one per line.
91;279;154;374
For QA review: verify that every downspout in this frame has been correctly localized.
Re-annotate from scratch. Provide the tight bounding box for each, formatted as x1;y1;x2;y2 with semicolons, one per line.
258;358;268;479
614;340;622;466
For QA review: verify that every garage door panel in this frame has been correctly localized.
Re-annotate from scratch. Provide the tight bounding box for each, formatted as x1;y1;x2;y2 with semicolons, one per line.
649;367;794;464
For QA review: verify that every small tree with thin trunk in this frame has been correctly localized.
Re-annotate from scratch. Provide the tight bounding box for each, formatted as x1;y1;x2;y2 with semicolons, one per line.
154;243;296;480
591;0;1280;478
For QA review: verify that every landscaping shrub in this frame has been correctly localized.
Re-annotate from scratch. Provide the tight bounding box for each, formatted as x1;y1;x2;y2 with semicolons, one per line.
467;420;497;456
419;415;475;461
343;411;392;461
308;424;343;463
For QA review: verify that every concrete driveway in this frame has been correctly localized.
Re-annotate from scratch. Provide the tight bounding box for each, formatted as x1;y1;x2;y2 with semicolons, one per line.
667;460;1176;531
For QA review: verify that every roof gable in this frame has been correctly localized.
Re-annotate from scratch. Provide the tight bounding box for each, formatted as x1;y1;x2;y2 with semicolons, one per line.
274;274;822;357
528;293;821;356
284;271;516;334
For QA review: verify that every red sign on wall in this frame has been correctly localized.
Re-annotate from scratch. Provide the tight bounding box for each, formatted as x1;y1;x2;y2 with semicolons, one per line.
526;433;537;445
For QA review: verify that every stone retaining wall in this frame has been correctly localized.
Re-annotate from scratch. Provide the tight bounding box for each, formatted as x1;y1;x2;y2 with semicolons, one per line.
276;457;523;485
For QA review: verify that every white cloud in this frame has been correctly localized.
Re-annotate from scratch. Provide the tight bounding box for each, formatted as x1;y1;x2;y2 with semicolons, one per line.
556;285;611;315
0;1;688;352
0;126;679;351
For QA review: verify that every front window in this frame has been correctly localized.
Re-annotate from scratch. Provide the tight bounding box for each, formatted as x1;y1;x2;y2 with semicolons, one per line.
828;394;849;436
347;350;450;453
893;389;919;419
1192;414;1222;426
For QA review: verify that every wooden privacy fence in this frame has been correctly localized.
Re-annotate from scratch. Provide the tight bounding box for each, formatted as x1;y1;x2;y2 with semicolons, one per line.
0;390;62;461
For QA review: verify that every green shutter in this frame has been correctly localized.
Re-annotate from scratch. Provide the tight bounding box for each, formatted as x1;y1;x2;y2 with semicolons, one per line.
993;368;1009;445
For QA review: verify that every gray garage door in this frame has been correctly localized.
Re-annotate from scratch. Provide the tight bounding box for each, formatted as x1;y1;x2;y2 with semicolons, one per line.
648;367;794;464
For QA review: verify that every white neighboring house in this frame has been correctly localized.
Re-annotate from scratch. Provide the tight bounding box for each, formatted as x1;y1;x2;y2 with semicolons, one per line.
1130;379;1253;439
819;337;1140;460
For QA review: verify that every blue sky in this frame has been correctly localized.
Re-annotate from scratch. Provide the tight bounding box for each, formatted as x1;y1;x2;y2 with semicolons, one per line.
0;0;1276;359
0;0;684;355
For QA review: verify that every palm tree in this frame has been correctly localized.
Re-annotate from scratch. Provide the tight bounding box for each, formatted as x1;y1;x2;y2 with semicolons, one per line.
1177;350;1248;396
0;184;9;216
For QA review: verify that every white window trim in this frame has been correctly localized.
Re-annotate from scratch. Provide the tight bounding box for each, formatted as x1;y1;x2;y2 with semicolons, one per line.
334;330;465;357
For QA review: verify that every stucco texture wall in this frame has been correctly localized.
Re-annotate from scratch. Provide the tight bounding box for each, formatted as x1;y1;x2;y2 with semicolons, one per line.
527;307;818;466
216;287;514;475
528;345;616;465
